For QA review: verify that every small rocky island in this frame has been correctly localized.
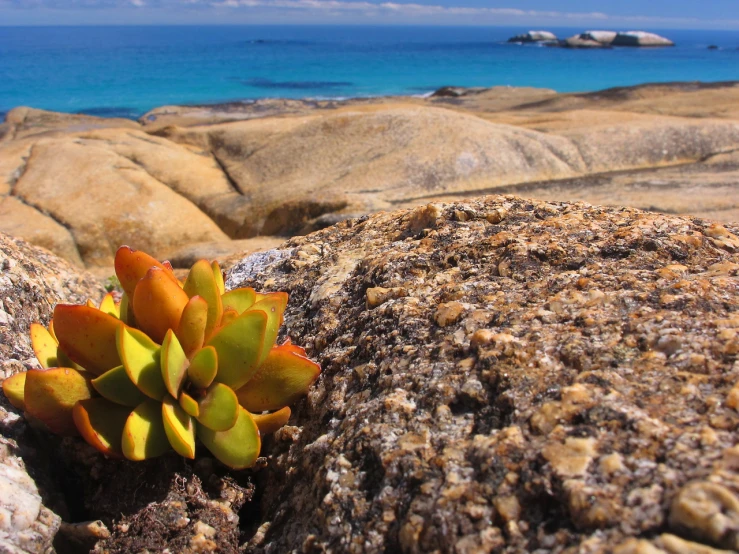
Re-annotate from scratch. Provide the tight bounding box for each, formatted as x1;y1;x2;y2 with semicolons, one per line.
508;29;675;48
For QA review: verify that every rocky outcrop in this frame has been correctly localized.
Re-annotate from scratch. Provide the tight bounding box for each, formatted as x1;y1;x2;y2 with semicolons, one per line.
0;233;102;554
225;195;739;553
2;82;739;271
1;197;739;552
506;31;557;43
612;31;675;47
563;35;608;49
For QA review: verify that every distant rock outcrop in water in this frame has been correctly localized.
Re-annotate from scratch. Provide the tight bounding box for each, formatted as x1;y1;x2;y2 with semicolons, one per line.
506;30;558;44
510;29;675;48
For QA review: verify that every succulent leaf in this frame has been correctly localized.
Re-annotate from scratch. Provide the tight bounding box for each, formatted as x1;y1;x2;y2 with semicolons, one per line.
220;308;238;327
175;295;208;358
99;292;120;318
207;310;267;390
121;399;171;461
57;347;85;372
118;325;167;401
1;372;27;411
24;368;93;435
187;346;217;389
249;293;288;366
196;382;239;431
212;261;225;296
48;319;58;342
73;398;130;457
161;330;189;399
250;406;291;436
30;323;58;369
91;365;147;407
118;293;135;327
115;245;177;300
179;391;200;417
198;407;261;469
220;287;257;315
133;267;190;344
237;345;321;412
162;396;196;459
53;304;122;375
183;260;223;340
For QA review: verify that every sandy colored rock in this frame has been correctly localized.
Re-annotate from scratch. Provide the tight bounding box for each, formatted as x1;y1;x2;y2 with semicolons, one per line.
0;197;83;266
2;106;139;142
11;136;228;266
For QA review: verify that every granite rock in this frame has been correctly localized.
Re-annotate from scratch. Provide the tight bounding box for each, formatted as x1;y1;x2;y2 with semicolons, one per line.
0;233;102;554
507;31;558;43
222;195;739;553
613;32;675;47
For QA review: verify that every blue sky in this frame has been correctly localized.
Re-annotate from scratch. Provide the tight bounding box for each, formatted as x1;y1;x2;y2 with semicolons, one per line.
1;0;739;28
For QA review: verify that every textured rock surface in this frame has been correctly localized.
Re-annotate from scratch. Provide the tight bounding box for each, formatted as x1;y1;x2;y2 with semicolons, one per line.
0;233;102;554
2;82;739;271
221;195;739;553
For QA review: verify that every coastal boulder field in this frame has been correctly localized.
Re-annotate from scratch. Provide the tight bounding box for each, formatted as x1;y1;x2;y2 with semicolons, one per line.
2;195;739;552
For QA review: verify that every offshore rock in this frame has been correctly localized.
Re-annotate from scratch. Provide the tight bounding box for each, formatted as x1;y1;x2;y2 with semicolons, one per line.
225;195;739;553
507;31;558;43
613;31;675;47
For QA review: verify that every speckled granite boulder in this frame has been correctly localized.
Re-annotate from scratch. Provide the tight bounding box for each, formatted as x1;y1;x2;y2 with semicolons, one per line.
225;195;739;553
0;233;102;554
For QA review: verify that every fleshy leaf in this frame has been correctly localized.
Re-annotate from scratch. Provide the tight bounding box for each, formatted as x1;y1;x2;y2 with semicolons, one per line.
48;320;58;342
179;391;200;418
91;365;147;407
196;382;239;431
175;295;208;358
183;260;223;340
236;346;320;412
121;399;171;461
212;261;225;296
57;347;85;372
118;325;166;400
162;396;196;459
73;398;130;457
249;293;288;366
198;407;261;469
187;346;217;389
250;406;291;436
220;309;238;327
221;287;257;315
24;368;93;435
161;330;189;399
86;299;96;309
115;245;177;300
53;305;122;375
206;310;267;390
30;323;58;369
99;293;120;319
133;267;190;344
119;293;135;327
277;338;307;356
1;372;27;410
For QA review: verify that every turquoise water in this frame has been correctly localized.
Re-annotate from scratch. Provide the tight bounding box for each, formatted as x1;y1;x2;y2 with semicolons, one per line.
1;25;738;119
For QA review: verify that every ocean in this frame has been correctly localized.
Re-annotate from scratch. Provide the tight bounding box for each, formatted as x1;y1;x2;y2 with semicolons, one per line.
1;25;738;120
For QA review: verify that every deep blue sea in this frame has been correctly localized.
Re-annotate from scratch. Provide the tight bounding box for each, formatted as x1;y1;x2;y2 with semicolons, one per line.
1;25;738;120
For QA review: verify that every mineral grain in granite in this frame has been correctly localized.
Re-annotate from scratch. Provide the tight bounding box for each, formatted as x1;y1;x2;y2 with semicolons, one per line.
223;195;739;553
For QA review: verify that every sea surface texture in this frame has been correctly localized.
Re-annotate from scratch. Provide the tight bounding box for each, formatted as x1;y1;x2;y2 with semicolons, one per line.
1;25;738;119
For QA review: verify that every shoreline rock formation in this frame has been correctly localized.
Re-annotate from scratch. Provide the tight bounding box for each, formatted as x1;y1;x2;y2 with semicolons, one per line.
507;30;675;48
2;194;739;552
1;81;738;274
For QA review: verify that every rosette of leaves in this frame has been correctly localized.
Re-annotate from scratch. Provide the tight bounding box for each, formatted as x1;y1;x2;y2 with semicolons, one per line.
1;246;320;469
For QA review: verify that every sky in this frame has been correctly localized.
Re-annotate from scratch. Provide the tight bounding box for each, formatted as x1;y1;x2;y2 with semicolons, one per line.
1;0;739;28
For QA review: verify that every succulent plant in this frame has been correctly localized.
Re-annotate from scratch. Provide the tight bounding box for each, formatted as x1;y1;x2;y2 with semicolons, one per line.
1;246;320;469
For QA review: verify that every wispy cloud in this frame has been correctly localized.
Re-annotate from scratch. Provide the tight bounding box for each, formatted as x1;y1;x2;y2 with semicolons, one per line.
1;0;738;27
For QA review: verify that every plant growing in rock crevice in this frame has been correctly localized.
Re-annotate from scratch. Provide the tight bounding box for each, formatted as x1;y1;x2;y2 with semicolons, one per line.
2;246;320;469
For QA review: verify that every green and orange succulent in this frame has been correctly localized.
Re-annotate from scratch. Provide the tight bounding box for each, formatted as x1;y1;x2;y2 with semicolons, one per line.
1;246;320;469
